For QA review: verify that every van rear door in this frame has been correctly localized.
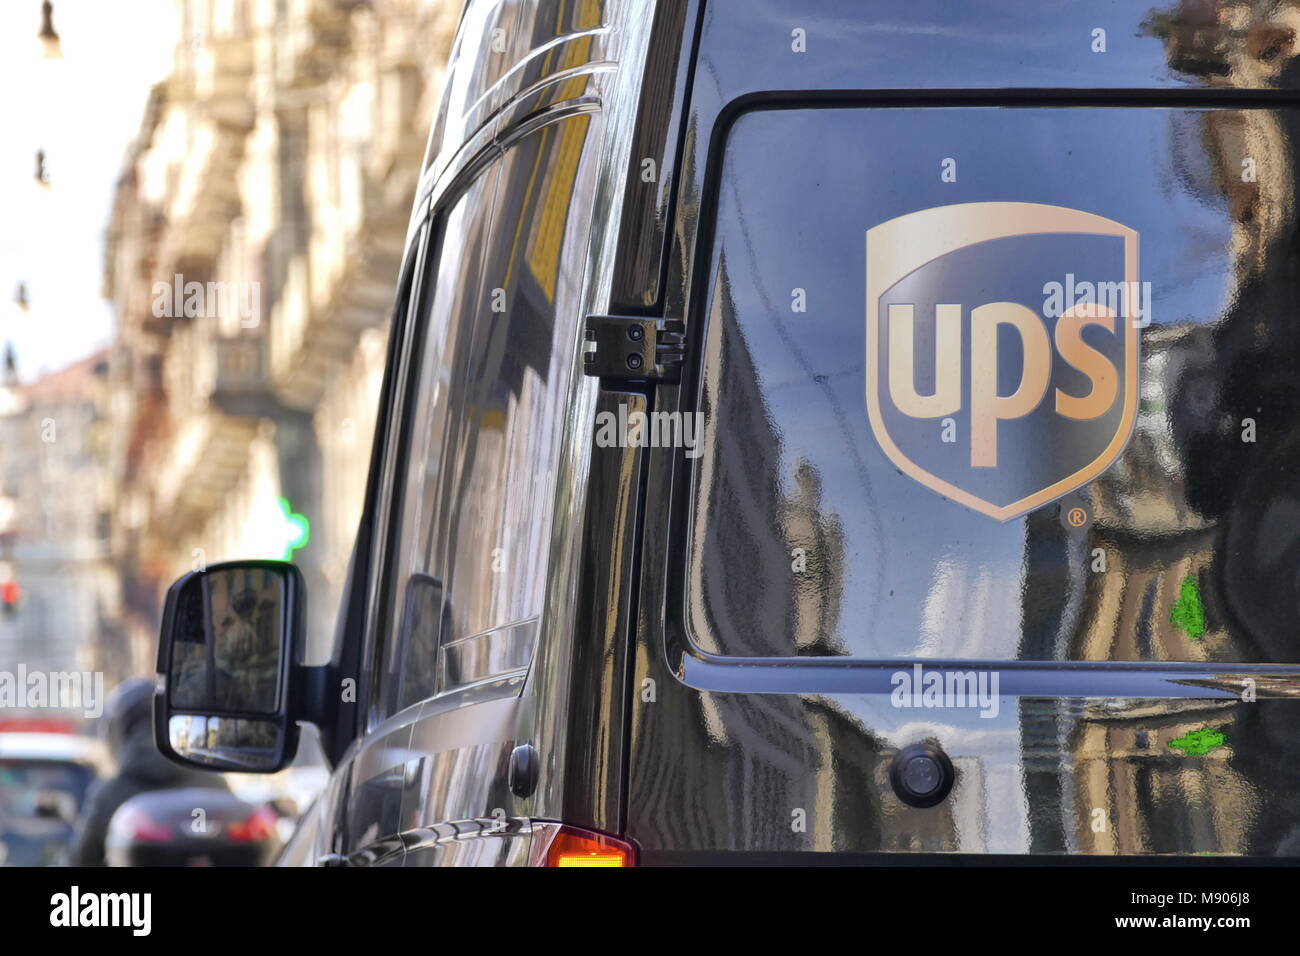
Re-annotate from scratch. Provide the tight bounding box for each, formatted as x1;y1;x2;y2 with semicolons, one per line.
626;0;1300;861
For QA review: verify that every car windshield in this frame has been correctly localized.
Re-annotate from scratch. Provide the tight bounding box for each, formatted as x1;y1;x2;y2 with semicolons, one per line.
0;758;93;820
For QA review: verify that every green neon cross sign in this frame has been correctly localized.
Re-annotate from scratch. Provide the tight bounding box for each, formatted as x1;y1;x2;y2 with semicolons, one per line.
274;496;311;561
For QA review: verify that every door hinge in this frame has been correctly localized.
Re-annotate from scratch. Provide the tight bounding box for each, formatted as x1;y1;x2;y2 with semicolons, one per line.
583;315;685;383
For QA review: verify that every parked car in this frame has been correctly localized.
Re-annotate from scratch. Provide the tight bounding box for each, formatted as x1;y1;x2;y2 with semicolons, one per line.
153;0;1300;864
0;732;107;866
104;787;281;867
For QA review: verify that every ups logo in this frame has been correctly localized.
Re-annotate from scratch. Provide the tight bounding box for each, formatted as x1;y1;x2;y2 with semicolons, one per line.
866;202;1141;521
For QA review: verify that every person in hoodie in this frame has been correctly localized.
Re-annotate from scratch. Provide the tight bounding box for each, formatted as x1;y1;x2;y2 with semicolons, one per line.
65;676;229;866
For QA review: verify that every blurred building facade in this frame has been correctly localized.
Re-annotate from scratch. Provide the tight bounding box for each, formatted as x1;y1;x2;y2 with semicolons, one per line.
0;346;122;689
103;0;459;673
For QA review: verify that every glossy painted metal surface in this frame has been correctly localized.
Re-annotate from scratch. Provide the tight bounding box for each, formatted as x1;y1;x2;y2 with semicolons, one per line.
627;0;1300;858
304;0;1300;865
608;0;699;310
296;0;658;865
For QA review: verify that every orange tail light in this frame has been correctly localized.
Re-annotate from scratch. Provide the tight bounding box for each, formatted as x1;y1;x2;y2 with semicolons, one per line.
543;825;636;867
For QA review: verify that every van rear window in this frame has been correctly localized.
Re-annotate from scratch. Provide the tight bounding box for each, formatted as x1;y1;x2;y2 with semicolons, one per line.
685;105;1297;664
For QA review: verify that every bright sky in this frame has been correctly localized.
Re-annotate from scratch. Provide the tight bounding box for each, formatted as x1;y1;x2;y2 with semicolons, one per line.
0;0;176;381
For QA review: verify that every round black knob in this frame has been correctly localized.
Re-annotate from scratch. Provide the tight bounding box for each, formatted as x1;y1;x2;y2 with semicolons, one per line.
508;743;539;799
889;742;954;808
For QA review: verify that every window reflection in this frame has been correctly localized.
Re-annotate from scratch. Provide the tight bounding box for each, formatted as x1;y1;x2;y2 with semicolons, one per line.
170;567;283;714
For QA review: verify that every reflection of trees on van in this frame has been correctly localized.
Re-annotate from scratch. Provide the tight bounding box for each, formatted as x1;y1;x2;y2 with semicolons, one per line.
1161;20;1300;858
1011;0;1300;857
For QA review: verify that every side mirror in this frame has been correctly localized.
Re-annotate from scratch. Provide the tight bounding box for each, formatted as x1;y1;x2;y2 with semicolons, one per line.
155;560;304;773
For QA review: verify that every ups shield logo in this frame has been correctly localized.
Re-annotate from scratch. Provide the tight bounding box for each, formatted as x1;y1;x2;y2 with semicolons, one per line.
866;202;1140;521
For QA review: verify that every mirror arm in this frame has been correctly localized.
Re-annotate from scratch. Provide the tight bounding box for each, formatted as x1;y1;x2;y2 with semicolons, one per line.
292;663;333;730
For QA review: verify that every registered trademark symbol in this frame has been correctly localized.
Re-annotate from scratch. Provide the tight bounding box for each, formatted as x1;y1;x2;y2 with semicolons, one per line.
1059;497;1092;533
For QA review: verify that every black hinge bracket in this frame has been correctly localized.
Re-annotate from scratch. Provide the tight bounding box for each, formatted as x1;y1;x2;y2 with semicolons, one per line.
583;315;685;383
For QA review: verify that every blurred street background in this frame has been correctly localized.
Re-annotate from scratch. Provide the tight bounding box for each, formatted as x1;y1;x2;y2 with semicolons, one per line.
0;0;462;855
1;0;460;683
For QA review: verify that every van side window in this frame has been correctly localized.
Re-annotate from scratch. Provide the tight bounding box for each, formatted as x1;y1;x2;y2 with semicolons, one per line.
381;112;599;714
379;167;499;716
441;122;586;647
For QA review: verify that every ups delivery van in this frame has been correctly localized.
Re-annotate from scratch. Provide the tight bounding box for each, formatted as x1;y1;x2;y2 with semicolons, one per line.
153;0;1300;864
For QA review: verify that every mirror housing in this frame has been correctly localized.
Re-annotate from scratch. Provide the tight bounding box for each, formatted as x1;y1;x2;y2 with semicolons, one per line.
155;560;306;773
